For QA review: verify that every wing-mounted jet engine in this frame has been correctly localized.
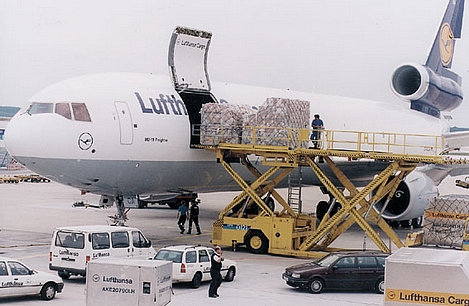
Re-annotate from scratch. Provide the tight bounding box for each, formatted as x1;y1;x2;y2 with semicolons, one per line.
374;171;438;228
391;0;464;118
316;171;438;228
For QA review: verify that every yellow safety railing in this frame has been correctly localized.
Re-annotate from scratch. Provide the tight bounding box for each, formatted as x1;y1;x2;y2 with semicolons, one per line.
197;124;445;157
320;130;445;157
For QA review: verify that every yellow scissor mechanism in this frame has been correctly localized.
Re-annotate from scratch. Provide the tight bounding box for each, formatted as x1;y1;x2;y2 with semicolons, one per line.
205;128;461;258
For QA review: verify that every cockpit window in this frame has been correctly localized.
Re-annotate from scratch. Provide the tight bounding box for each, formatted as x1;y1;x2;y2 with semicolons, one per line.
72;103;91;122
26;102;91;122
27;102;53;115
55;103;72;119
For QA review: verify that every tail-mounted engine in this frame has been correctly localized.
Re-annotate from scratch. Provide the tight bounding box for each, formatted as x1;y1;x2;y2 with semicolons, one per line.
390;63;463;118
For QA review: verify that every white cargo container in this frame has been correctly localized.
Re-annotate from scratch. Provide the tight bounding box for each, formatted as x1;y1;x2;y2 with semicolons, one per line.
385;248;469;306
86;258;172;306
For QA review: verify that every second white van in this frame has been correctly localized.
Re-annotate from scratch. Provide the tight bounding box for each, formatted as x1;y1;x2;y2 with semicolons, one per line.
49;225;156;279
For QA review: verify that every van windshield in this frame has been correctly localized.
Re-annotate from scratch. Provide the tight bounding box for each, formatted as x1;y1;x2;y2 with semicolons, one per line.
55;231;85;249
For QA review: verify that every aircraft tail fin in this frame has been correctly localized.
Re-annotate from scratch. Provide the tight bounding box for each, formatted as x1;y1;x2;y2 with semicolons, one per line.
426;0;465;78
391;0;464;116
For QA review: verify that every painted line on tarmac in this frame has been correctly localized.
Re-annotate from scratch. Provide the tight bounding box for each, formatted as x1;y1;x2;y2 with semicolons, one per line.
0;243;49;248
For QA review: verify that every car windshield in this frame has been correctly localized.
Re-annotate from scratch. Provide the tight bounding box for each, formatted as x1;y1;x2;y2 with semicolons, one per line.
316;254;340;267
154;250;183;263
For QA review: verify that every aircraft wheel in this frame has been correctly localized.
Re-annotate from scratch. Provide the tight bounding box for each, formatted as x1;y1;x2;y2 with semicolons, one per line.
411;216;423;228
263;196;275;211
330;202;342;216
316;201;329;221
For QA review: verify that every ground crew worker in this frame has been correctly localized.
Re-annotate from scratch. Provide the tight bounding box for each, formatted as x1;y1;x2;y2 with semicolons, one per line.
187;199;202;235
176;201;188;234
208;246;223;298
311;114;324;149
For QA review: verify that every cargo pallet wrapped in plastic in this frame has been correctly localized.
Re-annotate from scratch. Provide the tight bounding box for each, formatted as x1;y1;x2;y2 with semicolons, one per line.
422;194;469;248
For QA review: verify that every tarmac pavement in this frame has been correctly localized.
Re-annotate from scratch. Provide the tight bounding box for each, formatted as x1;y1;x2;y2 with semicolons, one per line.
4;169;463;305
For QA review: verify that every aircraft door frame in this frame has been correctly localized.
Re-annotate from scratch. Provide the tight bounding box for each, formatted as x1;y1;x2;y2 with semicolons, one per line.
168;26;212;92
114;101;133;145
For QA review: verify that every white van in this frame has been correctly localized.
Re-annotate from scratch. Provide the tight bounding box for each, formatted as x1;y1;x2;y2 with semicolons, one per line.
49;225;156;279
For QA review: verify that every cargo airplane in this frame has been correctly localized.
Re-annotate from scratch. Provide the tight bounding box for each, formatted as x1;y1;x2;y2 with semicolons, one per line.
4;0;467;227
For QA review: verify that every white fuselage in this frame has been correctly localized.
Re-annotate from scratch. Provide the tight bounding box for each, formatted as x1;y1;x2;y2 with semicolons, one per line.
5;72;446;197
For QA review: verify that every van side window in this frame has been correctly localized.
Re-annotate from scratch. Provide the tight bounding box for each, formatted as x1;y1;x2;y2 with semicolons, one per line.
55;231;84;249
199;250;209;262
111;232;129;248
132;231;150;248
92;232;110;250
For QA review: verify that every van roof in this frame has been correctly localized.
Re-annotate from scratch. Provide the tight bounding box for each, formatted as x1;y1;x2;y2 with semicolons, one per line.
54;225;141;232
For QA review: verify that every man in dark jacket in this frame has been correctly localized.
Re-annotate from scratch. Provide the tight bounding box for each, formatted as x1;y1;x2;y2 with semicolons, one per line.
187;199;202;235
208;246;223;298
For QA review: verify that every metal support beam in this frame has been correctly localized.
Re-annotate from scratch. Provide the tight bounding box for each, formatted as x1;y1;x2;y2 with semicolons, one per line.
299;157;411;252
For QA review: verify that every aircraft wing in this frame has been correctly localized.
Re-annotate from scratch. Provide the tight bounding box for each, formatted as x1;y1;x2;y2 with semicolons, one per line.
419;159;469;186
443;131;469;149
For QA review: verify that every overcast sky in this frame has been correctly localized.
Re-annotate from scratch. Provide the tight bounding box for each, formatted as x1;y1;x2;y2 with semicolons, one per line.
1;0;468;126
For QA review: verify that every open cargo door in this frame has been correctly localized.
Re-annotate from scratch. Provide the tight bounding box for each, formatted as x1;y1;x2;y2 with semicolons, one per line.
168;26;218;147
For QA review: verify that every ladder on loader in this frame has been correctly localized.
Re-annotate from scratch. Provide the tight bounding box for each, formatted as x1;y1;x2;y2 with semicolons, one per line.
205;127;457;258
287;168;302;213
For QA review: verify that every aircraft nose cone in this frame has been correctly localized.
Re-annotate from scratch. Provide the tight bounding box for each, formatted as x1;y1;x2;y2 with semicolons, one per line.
4;113;25;158
5;112;45;167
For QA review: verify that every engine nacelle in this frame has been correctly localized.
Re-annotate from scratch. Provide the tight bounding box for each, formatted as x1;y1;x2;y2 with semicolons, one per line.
390;63;463;117
375;171;438;221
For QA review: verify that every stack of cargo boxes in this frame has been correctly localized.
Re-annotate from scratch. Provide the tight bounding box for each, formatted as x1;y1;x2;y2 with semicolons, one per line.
256;97;309;147
200;98;310;147
200;103;256;145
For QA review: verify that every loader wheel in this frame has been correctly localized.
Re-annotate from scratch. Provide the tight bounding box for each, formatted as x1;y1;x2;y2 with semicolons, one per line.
245;230;269;254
